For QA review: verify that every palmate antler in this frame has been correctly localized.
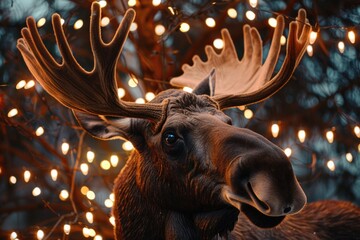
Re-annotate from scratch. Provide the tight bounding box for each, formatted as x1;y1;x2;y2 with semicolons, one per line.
170;10;311;109
17;3;166;122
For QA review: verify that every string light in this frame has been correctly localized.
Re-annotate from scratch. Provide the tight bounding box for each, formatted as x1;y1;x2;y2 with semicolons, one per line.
183;87;193;93
37;18;46;28
245;11;256;21
244;109;253;119
152;0;161;6
80;163;89;175
16;80;26;89
130;22;138;31
155;24;166;36
7;108;18;118
128;0;136;7
109;216;116;226
83;227;90;238
271;123;280;138
348;30;355;44
35;126;44;136
117;88;126;99
145;92;156;102
59;190;69;201
104;198;114;208
100;160;111;170
180;22;190;32
24;170;31;182
63;224;71;235
24;80;35;89
168;6;175;15
122;141;134;151
280;35;286;45
268;17;277;28
298;129;306;143
110;193;115;201
81;185;89;195
213;38;224;49
354;126;360;138
50;169;58;181
307;45;313;57
32;187;41;197
135;98;145;104
61;142;70;155
99;0;107;8
110;155;119;167
205;17;216;27
345;153;353;163
249;0;258;8
101;17;110;27
9;176;17;184
74;19;84;29
37;230;44;240
338;41;345;53
87;150;95;163
10;232;17;240
284;147;292;157
227;8;237;19
86;190;96;200
128;77;138;87
89;229;96;237
326;130;334;143
60;18;65;25
86;212;94;224
327;160;335;171
309;31;317;44
94;235;103;240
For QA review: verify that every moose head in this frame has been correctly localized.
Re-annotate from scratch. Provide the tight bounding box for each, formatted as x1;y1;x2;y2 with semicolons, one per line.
17;3;311;239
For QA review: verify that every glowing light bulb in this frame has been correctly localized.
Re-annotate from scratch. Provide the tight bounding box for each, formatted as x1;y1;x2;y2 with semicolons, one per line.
213;38;224;49
155;24;166;36
37;18;46;28
244;109;253;119
338;41;345;53
37;229;44;240
9;176;17;184
152;0;161;6
348;30;355;44
89;228;96;237
83;227;90;238
109;216;116;226
284;148;292;157
280;35;286;45
81;186;89;195
346;153;353;163
64;224;71;235
7;108;18;118
298;130;306;143
326;130;334;143
168;6;175;15
249;0;257;8
24;170;31;182
16;80;26;89
104;198;114;208
179;22;190;33
110;193;115;201
10;232;17;240
80;163;89;175
354;126;360;138
86;190;96;200
268;17;277;28
271;123;280;138
128;77;138;87
51;169;58;181
145;92;156;102
86;212;94;224
61;142;70;155
130;22;138;31
128;0;136;7
327;160;335;171
101;17;110;27
74;19;84;29
307;45;313;57
309;31;317;44
135;98;145;104
87;151;95;163
205;17;216;28
183;87;193;93
100;160;111;170
227;8;237;19
35;126;44;136
94;235;103;240
99;0;107;8
32;187;41;196
60;18;65;25
110;155;119;167
245;11;256;21
25;80;35;88
117;88;126;99
59;189;69;201
122;141;134;151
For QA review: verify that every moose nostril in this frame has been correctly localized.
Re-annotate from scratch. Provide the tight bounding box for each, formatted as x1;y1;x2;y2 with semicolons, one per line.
283;206;292;214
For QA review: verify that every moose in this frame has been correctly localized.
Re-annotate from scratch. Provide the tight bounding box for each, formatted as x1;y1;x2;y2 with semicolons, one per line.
17;2;360;239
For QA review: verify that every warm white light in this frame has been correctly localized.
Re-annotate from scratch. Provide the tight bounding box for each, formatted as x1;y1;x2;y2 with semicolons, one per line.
51;169;58;181
227;8;237;19
168;6;175;15
128;0;136;7
24;170;31;183
61;142;70;155
99;0;107;8
83;227;90;238
86;190;96;200
16;80;26;89
37;18;46;28
109;216;116;226
244;109;253;119
89;229;96;237
326;130;334;143
37;229;44;240
284;147;292;157
7;108;18;118
110;155;119;167
128;77;138;87
80;163;89;175
145;92;156;102
249;0;258;8
10;176;17;184
271;123;280;138
24;80;35;89
354;126;360;138
155;24;166;36
10;232;17;240
309;31;317;44
100;160;111;170
60;18;65;25
245;11;256;21
135;98;145;104
298;130;306;143
327;160;335;171
179;22;190;32
36;126;44;136
346;153;353;163
122;141;134;151
101;17;110;27
307;45;313;57
205;17;216;27
86;212;94;224
280;35;286;45
152;0;161;6
213;38;224;49
104;198;114;208
268;17;277;28
130;22;138;31
32;187;41;196
348;30;355;44
238;106;245;111
59;189;69;201
74;19;84;30
94;235;103;240
87;150;95;163
183;86;193;93
81;185;89;195
64;224;71;235
338;41;345;53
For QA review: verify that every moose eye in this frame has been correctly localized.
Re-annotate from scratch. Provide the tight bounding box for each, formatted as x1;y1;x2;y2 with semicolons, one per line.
163;132;178;145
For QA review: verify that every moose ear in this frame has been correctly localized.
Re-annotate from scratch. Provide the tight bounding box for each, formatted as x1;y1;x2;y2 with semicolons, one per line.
193;68;216;96
73;110;131;140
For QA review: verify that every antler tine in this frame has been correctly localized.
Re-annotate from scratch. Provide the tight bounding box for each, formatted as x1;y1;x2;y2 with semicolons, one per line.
17;2;166;122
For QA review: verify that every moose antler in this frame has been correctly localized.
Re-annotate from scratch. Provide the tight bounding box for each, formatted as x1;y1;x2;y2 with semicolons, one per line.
17;3;166;122
170;9;311;109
